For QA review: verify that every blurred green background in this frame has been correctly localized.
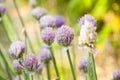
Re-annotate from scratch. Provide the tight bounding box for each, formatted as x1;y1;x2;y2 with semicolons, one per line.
0;0;120;80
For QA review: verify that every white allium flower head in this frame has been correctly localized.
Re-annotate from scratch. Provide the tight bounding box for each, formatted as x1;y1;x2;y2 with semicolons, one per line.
78;14;97;47
39;15;56;28
9;41;26;59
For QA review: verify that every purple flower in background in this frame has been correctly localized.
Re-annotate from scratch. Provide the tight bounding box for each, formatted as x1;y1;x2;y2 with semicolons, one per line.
79;14;96;27
39;15;55;28
23;54;38;71
41;27;55;45
14;75;21;80
31;7;47;20
13;60;22;74
36;64;44;73
78;14;97;48
39;45;51;63
78;57;92;74
56;25;74;47
0;3;6;15
9;41;26;59
54;15;65;28
112;69;120;80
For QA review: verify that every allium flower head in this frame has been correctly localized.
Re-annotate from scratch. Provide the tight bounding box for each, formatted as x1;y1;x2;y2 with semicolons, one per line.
13;60;22;74
54;15;65;28
113;69;120;80
0;3;6;15
78;14;97;47
41;27;55;45
39;15;55;28
40;45;51;63
36;64;44;73
31;7;47;20
79;14;96;27
78;57;92;74
9;41;26;59
56;25;74;47
23;54;38;71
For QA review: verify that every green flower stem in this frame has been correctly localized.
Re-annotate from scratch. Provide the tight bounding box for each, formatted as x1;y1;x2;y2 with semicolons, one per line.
31;74;34;80
46;63;51;80
0;21;11;43
66;49;76;80
87;52;91;80
13;0;35;53
90;52;97;80
49;47;60;80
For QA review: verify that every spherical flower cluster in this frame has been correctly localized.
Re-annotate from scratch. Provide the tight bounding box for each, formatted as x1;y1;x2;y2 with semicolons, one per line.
31;7;47;20
40;45;51;63
78;14;97;47
13;60;22;74
54;15;65;28
78;57;92;74
56;25;74;47
41;27;55;45
23;54;38;71
112;69;120;80
0;3;6;15
9;41;26;59
39;15;55;28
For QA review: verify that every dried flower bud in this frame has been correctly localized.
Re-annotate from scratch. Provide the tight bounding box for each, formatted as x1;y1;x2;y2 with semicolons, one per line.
78;57;92;74
56;25;74;47
13;60;22;74
39;15;55;28
14;75;21;80
41;27;55;45
112;69;120;80
40;45;51;63
78;14;97;47
36;64;44;73
9;41;26;59
54;15;65;28
23;54;38;72
31;7;47;20
0;3;6;15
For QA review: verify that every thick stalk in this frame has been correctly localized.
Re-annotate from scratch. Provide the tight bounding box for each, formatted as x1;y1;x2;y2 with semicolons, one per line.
46;63;51;80
66;49;76;80
49;47;60;80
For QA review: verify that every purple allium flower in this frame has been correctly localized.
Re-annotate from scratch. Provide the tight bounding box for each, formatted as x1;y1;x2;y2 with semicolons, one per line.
31;7;47;20
78;57;92;74
0;3;6;15
78;14;97;48
36;64;44;73
79;14;96;27
23;54;38;71
54;15;65;28
41;27;55;45
14;75;21;80
13;60;22;74
9;41;26;59
112;69;120;80
40;45;51;63
39;15;56;28
56;25;74;47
